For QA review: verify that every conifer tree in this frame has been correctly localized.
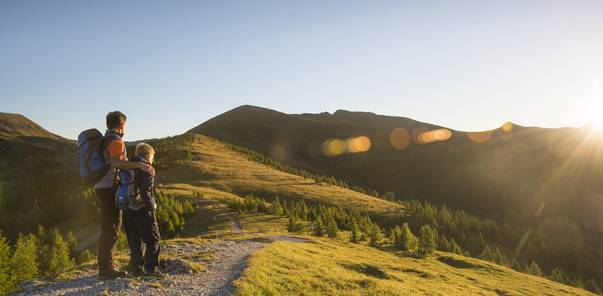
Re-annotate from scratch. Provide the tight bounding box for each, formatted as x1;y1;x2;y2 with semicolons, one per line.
391;226;402;248
313;216;325;237
398;223;418;251
450;238;463;255
368;224;383;247
272;196;284;216
10;234;38;285
527;261;542;277
47;229;75;278
327;216;338;238
350;220;361;243
0;233;13;295
418;224;437;255
438;234;452;252
288;216;300;233
550;267;570;285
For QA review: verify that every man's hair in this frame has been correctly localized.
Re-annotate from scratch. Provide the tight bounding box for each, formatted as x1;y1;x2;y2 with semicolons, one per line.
135;142;155;158
106;111;127;130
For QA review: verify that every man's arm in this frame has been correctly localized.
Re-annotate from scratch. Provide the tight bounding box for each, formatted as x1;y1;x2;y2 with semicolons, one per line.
109;156;155;176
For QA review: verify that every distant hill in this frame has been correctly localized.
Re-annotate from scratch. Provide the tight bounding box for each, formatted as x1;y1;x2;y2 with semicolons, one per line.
189;105;603;235
0;113;81;238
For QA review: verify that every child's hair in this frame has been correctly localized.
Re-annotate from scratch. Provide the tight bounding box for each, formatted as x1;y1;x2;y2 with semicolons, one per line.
135;142;155;158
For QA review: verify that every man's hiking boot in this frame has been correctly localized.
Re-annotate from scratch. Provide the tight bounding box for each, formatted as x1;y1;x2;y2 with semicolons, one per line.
129;266;145;277
98;269;128;280
143;267;164;279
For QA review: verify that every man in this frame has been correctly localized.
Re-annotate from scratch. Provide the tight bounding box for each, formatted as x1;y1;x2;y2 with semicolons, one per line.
94;111;155;280
123;143;163;278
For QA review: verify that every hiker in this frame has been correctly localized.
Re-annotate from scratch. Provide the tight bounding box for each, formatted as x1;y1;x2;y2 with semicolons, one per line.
123;143;163;277
94;111;155;280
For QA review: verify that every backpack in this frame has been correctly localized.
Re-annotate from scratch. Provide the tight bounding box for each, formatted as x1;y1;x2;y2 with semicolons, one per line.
115;169;140;210
77;129;122;186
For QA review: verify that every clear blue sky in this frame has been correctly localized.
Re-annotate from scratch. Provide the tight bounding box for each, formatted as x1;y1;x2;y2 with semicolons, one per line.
1;0;602;140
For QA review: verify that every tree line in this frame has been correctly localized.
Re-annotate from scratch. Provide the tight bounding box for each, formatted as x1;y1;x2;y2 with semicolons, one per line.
229;194;602;295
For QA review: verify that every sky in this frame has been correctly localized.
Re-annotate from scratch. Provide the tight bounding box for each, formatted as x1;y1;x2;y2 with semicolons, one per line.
1;0;602;140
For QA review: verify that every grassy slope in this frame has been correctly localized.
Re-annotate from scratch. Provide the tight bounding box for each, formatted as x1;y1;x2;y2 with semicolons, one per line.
158;134;403;222
234;232;593;296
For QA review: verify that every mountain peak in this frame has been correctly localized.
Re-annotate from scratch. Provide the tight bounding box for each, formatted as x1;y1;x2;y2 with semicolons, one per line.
0;112;62;141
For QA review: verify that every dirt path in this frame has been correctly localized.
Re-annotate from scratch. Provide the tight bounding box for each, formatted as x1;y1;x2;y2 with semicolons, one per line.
13;236;306;296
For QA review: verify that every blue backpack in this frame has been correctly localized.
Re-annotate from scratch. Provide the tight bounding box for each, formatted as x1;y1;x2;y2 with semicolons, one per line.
115;169;141;210
77;129;121;185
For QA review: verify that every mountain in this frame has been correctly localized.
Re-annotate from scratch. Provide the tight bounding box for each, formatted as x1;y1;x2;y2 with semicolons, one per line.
189;105;603;235
1;112;601;295
0;113;81;238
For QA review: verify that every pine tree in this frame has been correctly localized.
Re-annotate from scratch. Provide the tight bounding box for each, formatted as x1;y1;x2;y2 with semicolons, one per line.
479;245;493;261
450;238;462;255
368;224;383;247
438;234;452;252
398;223;418;251
10;234;38;286
313;216;325;237
350;220;361;243
527;261;542;277
0;233;14;295
288;216;300;233
272;196;284;216
418;224;437;255
391;226;402;247
327;216;338;238
47;230;75;278
549;267;570;284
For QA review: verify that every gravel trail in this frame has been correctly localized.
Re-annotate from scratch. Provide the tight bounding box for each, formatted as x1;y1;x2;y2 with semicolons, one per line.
14;240;266;296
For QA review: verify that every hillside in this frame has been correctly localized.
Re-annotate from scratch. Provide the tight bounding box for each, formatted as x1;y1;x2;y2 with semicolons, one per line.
151;134;403;224
189;105;603;233
0;113;81;239
1;112;601;295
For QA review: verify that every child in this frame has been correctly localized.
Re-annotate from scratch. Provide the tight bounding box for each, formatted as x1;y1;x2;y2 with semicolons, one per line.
123;142;163;277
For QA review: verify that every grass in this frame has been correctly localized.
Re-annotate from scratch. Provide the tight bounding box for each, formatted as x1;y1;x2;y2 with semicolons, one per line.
234;235;593;296
156;134;403;225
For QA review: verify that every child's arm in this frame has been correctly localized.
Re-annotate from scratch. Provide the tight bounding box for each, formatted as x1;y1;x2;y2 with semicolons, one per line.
139;171;156;210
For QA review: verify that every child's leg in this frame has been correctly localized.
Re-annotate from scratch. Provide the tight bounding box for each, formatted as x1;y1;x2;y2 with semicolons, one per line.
124;210;144;270
139;210;161;270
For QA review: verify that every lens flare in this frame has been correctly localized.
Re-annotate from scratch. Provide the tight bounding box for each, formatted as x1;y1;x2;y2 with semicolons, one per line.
390;128;411;149
347;136;372;153
502;122;513;133
417;128;452;144
467;131;493;143
322;138;347;156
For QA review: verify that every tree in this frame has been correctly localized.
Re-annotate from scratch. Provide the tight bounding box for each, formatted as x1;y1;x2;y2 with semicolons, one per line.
418;224;437;255
368;224;383;246
438;234;452;252
288;216;301;233
327;216;338;238
450;238;463;255
397;223;418;251
527;261;542;277
350;220;361;243
550;267;570;285
10;234;38;285
0;233;14;295
313;216;325;237
390;226;401;246
271;197;284;216
47;230;75;278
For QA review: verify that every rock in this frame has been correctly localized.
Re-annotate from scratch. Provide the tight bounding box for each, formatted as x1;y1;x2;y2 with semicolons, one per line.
162;258;195;274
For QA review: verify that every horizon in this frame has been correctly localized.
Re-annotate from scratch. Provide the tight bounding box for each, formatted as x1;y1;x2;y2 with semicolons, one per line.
1;1;602;139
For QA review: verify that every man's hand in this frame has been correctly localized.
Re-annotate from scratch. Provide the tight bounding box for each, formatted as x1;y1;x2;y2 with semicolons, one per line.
139;163;156;176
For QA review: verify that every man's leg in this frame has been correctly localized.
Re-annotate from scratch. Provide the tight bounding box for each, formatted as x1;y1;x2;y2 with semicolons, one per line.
123;210;144;272
96;188;123;274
